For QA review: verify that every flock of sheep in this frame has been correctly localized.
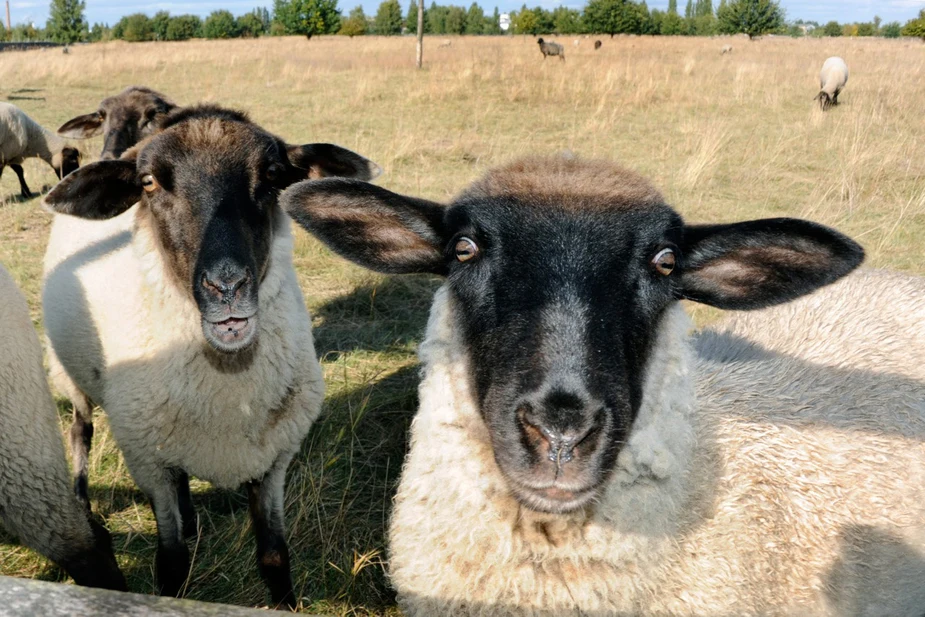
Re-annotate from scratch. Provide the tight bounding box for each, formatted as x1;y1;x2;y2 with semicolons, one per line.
0;43;917;617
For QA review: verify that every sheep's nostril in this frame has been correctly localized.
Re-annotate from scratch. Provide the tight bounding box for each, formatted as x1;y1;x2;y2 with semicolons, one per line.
518;402;600;467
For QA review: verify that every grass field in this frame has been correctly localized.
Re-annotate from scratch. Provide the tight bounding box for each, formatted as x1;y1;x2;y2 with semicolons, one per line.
1;34;923;615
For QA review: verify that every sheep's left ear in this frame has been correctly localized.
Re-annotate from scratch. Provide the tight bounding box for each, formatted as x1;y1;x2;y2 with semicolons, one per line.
287;143;382;183
43;160;140;220
679;218;864;310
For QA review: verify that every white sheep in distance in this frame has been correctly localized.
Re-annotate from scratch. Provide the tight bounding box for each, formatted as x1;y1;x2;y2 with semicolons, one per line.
280;156;925;616
41;105;380;608
815;56;849;111
1;102;80;199
721;43;733;54
0;264;126;591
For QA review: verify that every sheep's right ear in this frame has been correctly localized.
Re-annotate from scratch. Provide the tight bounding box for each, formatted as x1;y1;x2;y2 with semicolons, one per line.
57;112;104;139
280;178;448;275
44;160;140;220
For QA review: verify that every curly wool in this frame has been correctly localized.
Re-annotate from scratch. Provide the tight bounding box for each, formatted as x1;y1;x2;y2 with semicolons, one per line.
0;102;68;170
388;285;925;616
0;264;98;564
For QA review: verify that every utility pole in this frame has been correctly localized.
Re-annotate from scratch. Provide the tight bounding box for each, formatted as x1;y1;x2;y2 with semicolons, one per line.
5;1;11;32
416;0;423;68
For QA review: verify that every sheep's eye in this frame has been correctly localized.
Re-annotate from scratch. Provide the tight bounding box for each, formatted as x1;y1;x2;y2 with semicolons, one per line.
652;247;676;275
141;174;159;193
454;237;479;262
266;164;284;182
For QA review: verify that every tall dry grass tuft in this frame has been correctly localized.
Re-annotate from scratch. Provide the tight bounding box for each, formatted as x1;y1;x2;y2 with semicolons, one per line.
0;34;923;615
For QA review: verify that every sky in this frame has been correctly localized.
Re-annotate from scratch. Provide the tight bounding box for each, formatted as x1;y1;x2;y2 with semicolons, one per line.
7;0;925;29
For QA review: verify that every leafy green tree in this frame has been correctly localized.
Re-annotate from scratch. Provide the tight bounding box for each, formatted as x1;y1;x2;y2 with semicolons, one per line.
873;15;881;33
46;0;87;44
512;4;538;34
203;10;240;38
660;10;684;33
273;0;342;38
785;23;803;37
445;5;467;33
716;0;783;39
465;2;485;33
856;22;874;36
903;9;925;41
551;6;582;33
822;20;841;36
684;0;693;19
881;21;901;38
87;22;110;42
667;0;678;15
151;10;170;40
584;0;645;37
166;15;202;40
374;0;403;33
405;0;425;32
339;6;368;35
237;12;266;36
484;6;501;33
115;13;154;41
427;2;448;33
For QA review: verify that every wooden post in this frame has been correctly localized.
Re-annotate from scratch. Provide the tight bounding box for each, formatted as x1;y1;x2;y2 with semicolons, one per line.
416;0;424;69
5;0;11;32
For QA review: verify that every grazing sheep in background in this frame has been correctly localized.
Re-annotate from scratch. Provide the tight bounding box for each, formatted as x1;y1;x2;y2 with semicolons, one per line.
42;105;379;608
721;44;733;54
537;38;565;61
573;39;580;47
0;264;126;592
438;39;452;48
57;86;176;160
594;39;602;50
0;102;80;199
815;56;849;111
281;156;925;616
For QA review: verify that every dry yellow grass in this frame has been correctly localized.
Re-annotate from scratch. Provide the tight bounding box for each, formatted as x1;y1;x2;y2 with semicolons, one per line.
0;34;923;615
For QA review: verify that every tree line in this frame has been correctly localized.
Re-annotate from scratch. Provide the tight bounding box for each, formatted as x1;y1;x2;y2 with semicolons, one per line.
5;0;925;44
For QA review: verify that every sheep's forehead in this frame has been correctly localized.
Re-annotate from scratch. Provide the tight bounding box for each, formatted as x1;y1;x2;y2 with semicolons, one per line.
459;157;666;213
144;119;277;169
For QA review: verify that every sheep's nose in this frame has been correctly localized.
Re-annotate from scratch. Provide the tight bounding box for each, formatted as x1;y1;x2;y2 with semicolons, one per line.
518;391;600;466
201;268;251;304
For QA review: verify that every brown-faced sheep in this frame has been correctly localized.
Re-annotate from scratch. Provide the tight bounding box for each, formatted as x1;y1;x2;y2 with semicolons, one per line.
57;86;177;160
42;105;379;608
594;39;602;50
281;156;924;616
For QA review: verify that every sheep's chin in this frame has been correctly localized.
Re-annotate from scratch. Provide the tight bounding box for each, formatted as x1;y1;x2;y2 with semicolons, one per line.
201;315;258;353
505;478;600;514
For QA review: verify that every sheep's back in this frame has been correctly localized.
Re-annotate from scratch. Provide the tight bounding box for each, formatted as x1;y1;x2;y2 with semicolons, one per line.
0;103;30;163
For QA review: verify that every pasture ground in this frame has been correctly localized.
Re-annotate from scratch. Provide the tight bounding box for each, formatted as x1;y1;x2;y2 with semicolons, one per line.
1;34;923;615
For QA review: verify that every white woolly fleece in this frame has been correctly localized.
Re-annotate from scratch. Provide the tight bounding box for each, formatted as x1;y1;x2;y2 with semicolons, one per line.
42;207;324;491
388;284;925;616
819;57;849;97
0;102;67;168
0;264;97;563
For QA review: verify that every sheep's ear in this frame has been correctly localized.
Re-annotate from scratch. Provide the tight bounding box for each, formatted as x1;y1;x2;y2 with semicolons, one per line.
281;178;448;275
286;143;382;183
43;160;139;220
678;218;864;310
57;112;104;139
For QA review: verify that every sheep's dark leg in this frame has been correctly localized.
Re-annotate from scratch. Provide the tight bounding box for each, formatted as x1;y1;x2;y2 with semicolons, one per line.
148;467;191;598
69;391;95;511
10;164;32;199
176;471;198;539
247;453;296;610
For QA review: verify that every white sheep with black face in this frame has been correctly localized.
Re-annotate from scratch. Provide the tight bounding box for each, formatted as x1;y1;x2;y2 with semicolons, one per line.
41;105;380;608
0;263;125;592
281;156;925;617
815;56;849;111
1;102;80;199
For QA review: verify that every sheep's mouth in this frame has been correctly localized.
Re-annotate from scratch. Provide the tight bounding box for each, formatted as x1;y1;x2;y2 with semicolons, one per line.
506;479;600;514
202;314;258;353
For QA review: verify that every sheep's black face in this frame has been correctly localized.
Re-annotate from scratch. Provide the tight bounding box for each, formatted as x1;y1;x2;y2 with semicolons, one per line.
280;157;865;515
44;105;381;355
443;200;684;512
57;86;176;160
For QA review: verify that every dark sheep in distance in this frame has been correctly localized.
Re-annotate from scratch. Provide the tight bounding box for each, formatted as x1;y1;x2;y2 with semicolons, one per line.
594;40;602;50
537;38;565;61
